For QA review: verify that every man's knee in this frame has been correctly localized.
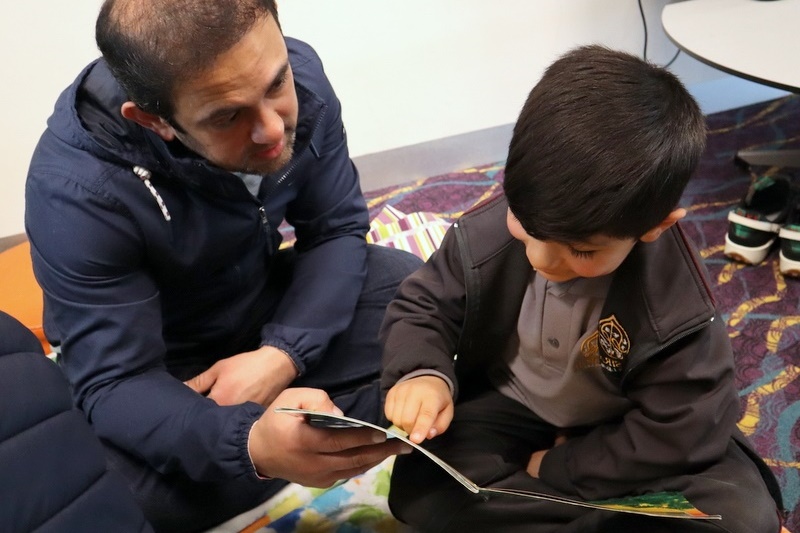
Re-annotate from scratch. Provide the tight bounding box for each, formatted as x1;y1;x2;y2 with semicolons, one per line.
364;245;423;292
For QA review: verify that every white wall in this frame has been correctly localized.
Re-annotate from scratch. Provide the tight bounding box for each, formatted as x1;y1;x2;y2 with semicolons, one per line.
0;0;782;237
279;0;717;157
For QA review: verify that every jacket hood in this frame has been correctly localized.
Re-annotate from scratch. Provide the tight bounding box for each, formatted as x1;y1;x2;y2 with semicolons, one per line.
47;59;224;190
47;45;326;197
48;59;162;173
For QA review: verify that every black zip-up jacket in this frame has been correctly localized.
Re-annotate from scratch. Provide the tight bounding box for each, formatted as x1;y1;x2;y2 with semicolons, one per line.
25;38;369;482
381;194;782;504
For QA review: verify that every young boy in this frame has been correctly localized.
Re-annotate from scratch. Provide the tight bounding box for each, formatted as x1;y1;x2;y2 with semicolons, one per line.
380;45;784;532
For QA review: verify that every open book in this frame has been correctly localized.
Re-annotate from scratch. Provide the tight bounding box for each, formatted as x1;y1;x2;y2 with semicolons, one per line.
274;407;721;521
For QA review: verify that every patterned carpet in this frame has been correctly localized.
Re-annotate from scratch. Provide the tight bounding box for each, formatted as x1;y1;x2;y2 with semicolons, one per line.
364;95;800;531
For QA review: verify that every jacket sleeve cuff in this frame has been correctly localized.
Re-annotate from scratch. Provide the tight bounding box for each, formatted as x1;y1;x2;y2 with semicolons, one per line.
538;441;578;496
259;326;325;377
396;369;455;397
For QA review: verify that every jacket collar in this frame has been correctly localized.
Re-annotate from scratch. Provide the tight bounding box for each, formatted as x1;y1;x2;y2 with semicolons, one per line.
597;223;716;380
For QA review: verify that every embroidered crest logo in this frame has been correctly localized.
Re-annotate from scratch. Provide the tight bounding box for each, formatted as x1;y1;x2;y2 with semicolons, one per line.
575;330;600;370
597;314;630;373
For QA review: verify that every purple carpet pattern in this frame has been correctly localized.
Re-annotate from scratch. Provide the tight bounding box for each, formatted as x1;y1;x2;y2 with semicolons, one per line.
364;95;800;530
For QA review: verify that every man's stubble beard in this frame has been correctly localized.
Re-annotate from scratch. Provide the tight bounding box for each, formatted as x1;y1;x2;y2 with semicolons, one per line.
173;128;296;176
243;130;296;176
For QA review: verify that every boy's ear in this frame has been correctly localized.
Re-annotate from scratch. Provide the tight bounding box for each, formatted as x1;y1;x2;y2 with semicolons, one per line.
120;102;177;141
639;208;687;243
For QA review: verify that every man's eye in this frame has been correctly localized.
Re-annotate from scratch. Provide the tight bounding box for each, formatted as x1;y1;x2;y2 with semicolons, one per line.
269;72;288;94
212;112;238;127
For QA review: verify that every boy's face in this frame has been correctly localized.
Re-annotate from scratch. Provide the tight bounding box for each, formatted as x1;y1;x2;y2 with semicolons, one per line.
506;209;637;283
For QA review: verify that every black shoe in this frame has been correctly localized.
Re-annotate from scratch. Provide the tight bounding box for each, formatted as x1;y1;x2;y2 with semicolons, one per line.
724;175;793;264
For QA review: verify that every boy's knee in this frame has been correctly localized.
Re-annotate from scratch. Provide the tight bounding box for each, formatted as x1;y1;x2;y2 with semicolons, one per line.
712;496;781;533
675;446;783;533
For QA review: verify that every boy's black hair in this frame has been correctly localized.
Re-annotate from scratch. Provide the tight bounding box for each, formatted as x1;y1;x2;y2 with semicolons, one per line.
503;45;706;242
96;0;280;125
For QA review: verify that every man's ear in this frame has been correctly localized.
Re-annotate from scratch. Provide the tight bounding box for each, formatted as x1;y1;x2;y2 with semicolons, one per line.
639;208;687;243
120;102;177;141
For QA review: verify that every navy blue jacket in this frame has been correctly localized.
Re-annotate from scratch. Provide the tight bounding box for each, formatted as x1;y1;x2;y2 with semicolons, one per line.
25;38;369;482
0;311;153;532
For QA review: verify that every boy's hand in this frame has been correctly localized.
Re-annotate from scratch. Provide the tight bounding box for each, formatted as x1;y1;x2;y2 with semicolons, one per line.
526;450;547;478
385;375;453;443
526;433;568;478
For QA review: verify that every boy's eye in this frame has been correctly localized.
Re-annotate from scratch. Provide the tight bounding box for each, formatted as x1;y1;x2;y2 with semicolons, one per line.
569;248;595;259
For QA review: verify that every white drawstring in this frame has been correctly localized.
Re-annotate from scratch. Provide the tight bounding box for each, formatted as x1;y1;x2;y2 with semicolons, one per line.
133;165;171;221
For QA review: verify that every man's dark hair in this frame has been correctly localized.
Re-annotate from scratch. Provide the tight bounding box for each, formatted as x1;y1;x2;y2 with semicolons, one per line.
503;44;706;242
96;0;280;123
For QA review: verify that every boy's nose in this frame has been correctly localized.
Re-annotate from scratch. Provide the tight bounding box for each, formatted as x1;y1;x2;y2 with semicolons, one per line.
527;240;560;270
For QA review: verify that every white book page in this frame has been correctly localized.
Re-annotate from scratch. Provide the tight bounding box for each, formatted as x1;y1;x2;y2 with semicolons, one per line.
273;407;721;520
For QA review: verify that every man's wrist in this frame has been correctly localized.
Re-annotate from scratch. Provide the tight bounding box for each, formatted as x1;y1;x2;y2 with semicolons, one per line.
247;419;272;480
259;345;300;379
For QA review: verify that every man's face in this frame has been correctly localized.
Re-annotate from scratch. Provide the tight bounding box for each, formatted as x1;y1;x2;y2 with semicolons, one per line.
167;15;298;175
506;208;637;283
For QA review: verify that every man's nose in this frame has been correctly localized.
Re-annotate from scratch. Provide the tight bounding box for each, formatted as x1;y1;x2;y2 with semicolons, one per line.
251;105;284;145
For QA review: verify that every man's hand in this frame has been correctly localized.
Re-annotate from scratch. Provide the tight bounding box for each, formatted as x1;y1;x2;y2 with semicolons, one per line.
249;388;412;486
184;346;298;407
384;375;453;443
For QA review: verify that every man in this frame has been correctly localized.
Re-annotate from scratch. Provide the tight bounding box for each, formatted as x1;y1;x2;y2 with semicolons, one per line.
25;0;419;530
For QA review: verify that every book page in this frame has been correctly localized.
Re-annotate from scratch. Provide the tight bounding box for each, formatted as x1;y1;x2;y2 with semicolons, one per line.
274;407;721;520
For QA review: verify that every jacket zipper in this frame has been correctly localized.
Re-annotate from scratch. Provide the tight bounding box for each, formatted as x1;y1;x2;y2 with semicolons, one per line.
453;221;481;359
258;206;269;227
257;107;328;236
